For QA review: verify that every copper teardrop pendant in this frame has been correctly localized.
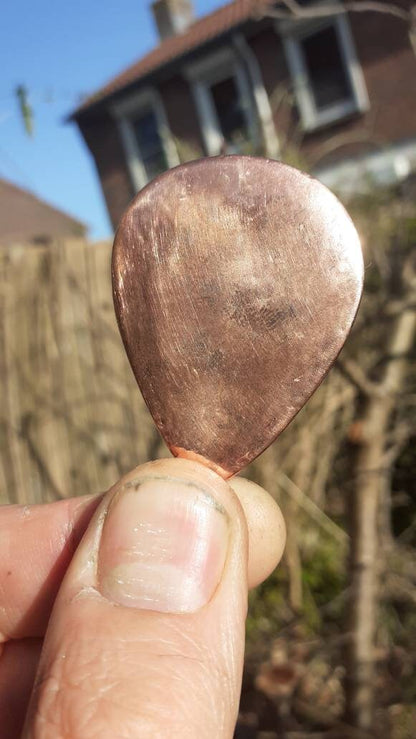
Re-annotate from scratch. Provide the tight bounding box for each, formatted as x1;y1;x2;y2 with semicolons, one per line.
112;156;363;478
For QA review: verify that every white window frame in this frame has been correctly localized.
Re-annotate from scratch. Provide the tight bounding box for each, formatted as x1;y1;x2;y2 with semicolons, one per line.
111;88;180;191
281;14;369;132
184;47;259;156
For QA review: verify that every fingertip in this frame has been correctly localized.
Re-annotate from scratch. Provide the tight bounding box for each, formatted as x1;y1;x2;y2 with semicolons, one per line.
230;476;286;589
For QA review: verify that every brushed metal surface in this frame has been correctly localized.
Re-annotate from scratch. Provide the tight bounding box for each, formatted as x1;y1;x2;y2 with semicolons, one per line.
112;156;363;478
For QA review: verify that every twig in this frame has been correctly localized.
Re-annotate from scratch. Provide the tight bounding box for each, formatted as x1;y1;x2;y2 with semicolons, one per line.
308;132;381;170
19;413;65;500
381;421;412;466
336;356;383;398
277;470;349;543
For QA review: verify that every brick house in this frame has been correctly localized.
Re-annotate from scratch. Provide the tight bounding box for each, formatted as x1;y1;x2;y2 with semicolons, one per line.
71;0;416;230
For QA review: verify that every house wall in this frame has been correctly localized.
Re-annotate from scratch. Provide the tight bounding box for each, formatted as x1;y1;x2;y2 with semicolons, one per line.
159;75;205;160
346;12;416;148
248;26;293;144
305;12;416;168
77;111;134;230
249;13;416;169
76;11;416;228
77;79;205;230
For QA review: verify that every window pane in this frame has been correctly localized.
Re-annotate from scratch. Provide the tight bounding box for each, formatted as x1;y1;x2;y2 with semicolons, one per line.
301;26;352;111
210;77;249;153
132;110;168;181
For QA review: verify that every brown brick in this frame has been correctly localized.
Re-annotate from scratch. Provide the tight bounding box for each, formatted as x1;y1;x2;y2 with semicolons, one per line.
159;75;205;159
78;111;134;230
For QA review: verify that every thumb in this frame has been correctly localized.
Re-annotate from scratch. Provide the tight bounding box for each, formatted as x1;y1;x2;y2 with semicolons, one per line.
23;458;248;739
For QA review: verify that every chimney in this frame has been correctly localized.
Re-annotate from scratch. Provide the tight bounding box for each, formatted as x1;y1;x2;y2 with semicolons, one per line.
151;0;194;41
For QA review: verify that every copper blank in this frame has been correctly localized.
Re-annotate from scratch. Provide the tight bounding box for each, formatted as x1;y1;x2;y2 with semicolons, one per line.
112;156;363;478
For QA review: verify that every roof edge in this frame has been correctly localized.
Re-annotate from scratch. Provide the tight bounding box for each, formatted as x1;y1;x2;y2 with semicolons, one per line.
68;1;266;121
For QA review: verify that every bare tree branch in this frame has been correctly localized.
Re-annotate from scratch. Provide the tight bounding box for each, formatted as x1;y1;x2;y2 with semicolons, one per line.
19;412;65;500
384;298;416;316
336;356;384;398
277;470;349;543
308;131;382;170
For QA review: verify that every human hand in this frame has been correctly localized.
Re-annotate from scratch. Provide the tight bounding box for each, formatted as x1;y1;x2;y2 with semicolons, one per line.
0;458;285;738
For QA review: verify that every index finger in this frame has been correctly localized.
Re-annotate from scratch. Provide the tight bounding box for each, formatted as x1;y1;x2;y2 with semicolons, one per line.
0;495;102;641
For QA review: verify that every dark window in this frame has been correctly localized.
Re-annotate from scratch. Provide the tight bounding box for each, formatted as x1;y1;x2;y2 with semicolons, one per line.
300;25;352;111
132;110;168;181
209;77;249;152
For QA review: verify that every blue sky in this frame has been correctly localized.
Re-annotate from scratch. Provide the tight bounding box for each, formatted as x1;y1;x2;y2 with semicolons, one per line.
1;0;225;239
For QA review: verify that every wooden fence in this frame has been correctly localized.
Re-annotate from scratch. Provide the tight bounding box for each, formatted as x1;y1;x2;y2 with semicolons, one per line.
0;239;165;506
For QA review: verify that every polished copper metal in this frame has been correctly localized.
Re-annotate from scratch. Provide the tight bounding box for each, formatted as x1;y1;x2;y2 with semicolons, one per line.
112;156;363;478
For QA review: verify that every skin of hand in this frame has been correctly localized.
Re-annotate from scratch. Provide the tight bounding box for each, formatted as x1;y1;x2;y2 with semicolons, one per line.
0;457;286;739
